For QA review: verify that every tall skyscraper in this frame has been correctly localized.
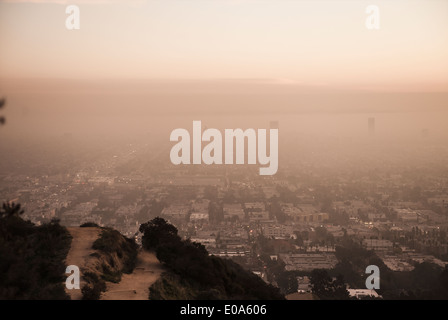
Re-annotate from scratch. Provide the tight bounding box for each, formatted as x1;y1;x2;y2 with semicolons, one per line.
368;117;375;136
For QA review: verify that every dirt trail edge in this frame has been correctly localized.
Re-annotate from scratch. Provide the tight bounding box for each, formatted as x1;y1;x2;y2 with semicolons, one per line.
64;227;101;300
100;250;164;300
64;227;164;300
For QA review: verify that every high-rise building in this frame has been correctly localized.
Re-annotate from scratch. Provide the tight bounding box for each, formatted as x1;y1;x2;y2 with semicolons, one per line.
368;117;375;136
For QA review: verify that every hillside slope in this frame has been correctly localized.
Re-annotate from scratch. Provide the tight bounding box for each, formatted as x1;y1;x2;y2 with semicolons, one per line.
100;250;164;300
2;211;281;300
64;226;163;300
0;214;72;300
64;227;101;300
141;217;285;300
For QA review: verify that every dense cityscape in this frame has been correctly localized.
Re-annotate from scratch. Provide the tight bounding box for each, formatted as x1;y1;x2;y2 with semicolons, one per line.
1;0;448;309
2;120;447;300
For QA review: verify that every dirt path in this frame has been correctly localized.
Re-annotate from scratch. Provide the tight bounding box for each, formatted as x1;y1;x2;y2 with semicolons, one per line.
64;227;163;300
100;250;164;300
64;227;101;300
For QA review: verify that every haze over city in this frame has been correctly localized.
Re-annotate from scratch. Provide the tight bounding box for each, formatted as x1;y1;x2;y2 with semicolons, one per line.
1;0;448;302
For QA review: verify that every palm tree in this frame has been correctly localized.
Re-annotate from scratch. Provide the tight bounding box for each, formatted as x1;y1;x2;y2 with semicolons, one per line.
0;202;25;218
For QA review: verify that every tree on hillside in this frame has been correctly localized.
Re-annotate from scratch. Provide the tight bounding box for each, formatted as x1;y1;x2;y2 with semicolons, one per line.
0;202;25;218
439;266;448;299
0;203;71;299
139;217;180;250
310;269;350;300
276;271;298;295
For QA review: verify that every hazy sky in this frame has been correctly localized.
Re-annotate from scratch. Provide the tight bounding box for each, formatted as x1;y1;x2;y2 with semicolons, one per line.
0;0;448;91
